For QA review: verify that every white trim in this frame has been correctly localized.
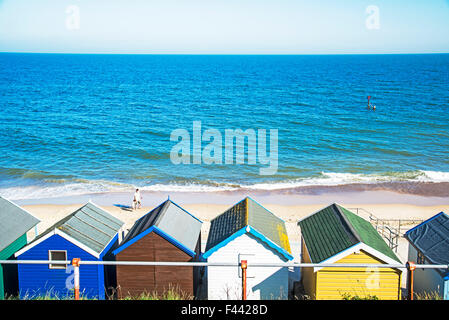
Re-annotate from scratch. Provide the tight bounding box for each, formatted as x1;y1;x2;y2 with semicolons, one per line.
14;229;101;259
54;229;100;258
48;250;68;269
358;243;404;274
312;242;403;274
247;226;293;261
15;231;55;257
14;201;120;259
313;243;364;272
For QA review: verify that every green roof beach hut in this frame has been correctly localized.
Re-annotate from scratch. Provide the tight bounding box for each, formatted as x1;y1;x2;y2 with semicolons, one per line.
298;203;402;300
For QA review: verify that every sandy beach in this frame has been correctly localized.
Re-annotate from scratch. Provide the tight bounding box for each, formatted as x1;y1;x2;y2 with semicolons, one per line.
20;190;449;267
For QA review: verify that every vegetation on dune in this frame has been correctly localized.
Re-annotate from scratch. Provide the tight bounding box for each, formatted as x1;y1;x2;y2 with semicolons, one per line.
120;285;193;300
414;291;442;300
341;293;379;300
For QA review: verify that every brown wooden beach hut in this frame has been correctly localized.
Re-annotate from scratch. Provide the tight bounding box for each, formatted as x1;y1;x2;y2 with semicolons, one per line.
112;199;202;299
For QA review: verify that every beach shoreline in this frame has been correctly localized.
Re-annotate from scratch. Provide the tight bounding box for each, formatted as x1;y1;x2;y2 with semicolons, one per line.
13;185;449;207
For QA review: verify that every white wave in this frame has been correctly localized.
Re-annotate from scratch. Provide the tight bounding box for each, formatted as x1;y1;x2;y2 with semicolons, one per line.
417;170;449;182
140;183;240;193
240;170;449;191
0;180;135;200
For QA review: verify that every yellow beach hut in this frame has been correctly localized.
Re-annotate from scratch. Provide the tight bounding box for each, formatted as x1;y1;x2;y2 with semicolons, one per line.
297;204;402;300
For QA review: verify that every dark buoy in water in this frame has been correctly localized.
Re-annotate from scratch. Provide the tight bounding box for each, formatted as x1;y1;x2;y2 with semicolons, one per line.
367;96;376;110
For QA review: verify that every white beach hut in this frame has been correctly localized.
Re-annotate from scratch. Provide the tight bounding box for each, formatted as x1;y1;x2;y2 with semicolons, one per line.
202;197;293;300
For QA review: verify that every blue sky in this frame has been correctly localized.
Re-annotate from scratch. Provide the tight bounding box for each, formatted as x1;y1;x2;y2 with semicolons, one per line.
0;0;448;54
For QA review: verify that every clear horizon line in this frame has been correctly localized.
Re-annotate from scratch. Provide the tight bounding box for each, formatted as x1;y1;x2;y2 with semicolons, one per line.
1;51;449;56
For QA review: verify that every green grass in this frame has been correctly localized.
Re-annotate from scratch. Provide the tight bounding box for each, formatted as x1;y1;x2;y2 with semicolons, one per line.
341;293;379;300
4;285;191;300
120;285;193;300
8;288;94;300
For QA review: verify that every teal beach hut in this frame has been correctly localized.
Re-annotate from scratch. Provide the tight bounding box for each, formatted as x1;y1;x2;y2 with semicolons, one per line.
0;196;40;299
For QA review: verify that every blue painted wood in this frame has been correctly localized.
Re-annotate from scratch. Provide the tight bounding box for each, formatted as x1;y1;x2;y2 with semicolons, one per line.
17;234;109;300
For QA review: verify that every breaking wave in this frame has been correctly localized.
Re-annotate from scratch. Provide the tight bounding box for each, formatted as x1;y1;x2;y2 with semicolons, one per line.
1;170;449;200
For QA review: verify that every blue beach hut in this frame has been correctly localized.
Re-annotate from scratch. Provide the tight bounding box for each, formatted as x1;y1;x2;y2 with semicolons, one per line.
405;212;449;300
14;202;124;300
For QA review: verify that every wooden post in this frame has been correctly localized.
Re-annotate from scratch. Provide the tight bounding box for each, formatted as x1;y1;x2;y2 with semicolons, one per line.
72;258;81;300
406;261;416;300
241;260;247;300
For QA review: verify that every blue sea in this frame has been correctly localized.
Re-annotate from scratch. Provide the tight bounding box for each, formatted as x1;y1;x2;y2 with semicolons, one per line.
1;53;448;200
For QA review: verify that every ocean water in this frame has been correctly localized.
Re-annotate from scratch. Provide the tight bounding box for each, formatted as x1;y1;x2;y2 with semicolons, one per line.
0;53;448;200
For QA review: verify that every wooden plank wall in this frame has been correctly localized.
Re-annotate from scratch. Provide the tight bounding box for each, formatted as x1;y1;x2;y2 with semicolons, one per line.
116;232;198;299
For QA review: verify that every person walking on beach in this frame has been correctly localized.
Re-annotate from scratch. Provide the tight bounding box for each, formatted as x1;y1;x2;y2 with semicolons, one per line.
133;188;142;210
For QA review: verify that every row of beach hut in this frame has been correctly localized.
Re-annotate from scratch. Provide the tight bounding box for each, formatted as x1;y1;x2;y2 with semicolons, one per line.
0;195;448;300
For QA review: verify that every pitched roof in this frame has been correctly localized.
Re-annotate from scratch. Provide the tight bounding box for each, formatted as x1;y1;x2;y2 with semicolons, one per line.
17;202;124;257
298;204;400;264
113;199;202;256
204;197;292;260
405;212;449;276
0;196;40;252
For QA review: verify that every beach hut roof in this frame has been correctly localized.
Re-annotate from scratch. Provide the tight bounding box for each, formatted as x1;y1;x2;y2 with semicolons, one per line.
298;203;401;265
15;201;124;258
112;199;202;257
0;196;40;252
203;197;292;260
405;212;449;277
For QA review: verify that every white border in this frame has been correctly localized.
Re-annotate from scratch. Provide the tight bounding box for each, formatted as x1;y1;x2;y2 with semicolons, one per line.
15;229;100;259
312;243;403;275
48;250;68;269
